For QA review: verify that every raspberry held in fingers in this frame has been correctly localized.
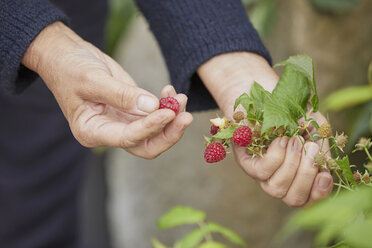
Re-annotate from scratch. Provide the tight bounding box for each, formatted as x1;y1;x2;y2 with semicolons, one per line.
159;97;180;114
204;142;226;163
233;126;252;147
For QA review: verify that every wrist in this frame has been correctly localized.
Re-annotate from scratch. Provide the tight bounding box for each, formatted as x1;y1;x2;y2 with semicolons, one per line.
197;52;279;115
22;21;81;75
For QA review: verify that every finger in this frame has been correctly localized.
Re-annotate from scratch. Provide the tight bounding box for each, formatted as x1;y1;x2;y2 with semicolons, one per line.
306;172;333;206
160;85;177;98
236;136;288;181
282;142;320;207
260;136;302;198
174;93;188;112
103;53;137;86
135;111;193;158
87;74;159;115
85;109;175;148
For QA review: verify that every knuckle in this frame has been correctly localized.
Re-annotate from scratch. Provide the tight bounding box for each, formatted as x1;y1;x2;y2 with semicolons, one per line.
284;195;307;207
117;86;136;110
255;168;272;181
266;181;287;198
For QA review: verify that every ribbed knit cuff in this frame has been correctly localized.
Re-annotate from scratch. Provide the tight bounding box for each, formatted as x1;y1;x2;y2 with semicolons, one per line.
0;0;68;94
136;0;271;111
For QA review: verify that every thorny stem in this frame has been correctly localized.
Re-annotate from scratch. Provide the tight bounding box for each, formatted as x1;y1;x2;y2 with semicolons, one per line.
364;147;372;162
198;221;213;242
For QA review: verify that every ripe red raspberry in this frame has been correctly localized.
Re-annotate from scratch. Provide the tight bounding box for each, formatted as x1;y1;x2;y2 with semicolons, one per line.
210;125;220;135
159;97;180;114
233;126;252;147
204;142;226;163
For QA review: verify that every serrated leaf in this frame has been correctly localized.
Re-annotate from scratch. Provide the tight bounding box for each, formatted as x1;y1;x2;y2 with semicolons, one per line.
262;65;311;133
152;239;168;248
174;229;205;248
206;222;246;247
213;127;236;139
197;241;227;248
275;54;318;111
336;156;357;185
234;93;252;112
322;85;372;111
250;82;271;121
157;206;206;230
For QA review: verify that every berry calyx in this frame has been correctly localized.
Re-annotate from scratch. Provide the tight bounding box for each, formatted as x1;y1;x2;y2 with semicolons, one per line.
204;142;226;163
159;97;180;114
210;125;220;135
233;126;252;147
233;111;245;123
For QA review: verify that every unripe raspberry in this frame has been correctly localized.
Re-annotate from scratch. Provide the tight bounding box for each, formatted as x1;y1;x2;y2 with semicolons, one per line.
353;171;362;184
327;159;338;170
233;111;245;123
335;132;348;149
362;172;371;184
314;154;326;166
317;123;332;138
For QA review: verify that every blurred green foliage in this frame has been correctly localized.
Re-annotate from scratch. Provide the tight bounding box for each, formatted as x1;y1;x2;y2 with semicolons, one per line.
152;206;246;248
105;0;136;57
322;61;372;150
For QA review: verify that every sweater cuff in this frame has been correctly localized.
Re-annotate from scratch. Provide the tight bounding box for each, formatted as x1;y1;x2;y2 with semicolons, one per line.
0;0;68;94
136;0;271;112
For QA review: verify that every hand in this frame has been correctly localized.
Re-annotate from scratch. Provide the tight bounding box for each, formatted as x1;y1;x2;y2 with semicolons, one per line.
198;52;333;207
22;22;193;159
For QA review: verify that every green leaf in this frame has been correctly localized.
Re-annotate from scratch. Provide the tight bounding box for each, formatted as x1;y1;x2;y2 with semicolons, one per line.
213;127;236;139
308;0;359;14
234;93;252;112
322;85;372;111
197;241;227;248
368;61;372;85
262;65;311;133
275;54;318;111
157;206;206;230
336;156;356;185
206;222;247;247
152;239;168;248
250;82;271;121
174;229;205;248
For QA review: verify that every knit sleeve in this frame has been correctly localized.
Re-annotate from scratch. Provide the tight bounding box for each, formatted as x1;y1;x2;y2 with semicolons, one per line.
135;0;271;111
0;0;68;94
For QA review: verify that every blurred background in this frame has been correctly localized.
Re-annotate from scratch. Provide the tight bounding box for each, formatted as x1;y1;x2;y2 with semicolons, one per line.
79;0;372;247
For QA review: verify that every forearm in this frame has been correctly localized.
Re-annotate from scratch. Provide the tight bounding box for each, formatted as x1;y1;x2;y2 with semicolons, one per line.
197;52;279;116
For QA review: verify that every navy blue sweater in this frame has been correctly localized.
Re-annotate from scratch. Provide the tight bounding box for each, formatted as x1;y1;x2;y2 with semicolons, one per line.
0;0;270;111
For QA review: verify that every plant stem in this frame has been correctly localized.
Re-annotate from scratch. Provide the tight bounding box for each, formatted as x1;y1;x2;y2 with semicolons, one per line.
320;138;325;153
333;183;353;191
305;128;314;142
364;147;372;162
334;170;347;186
323;143;336;156
198;222;213;242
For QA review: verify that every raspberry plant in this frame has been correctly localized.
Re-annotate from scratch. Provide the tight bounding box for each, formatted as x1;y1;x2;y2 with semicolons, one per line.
152;206;246;248
202;54;372;247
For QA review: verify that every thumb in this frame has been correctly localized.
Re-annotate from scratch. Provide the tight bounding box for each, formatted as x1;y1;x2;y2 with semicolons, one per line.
91;75;159;115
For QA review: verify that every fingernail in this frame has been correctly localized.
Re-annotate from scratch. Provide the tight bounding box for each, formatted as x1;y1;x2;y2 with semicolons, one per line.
318;175;332;190
137;95;158;113
293;137;303;152
306;143;319;159
280;137;288;148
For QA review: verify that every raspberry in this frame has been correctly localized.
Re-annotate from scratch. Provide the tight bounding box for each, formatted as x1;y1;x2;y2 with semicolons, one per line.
317;123;332;138
210;125;220;135
159;97;180;114
233;126;252;147
233;111;244;123
204;142;226;163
